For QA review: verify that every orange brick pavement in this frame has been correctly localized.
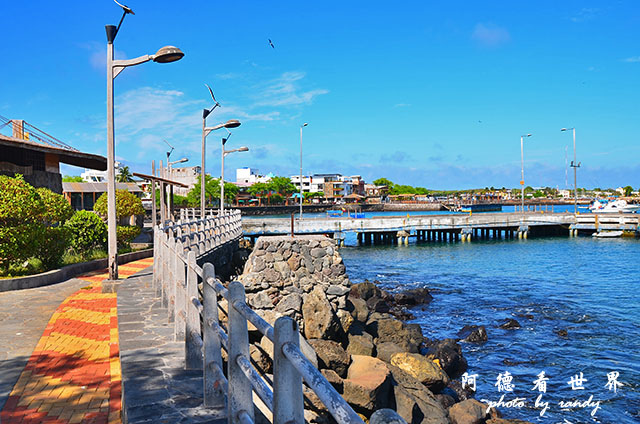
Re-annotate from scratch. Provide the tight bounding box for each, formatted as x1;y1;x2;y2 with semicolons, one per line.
1;258;153;424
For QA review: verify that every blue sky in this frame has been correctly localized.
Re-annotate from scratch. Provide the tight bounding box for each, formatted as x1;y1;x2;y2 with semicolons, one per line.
2;1;639;189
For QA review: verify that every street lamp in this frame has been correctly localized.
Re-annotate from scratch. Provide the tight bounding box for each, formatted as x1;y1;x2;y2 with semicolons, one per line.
561;127;580;214
520;133;532;214
105;5;183;280
300;123;308;219
202;119;241;216
220;135;248;214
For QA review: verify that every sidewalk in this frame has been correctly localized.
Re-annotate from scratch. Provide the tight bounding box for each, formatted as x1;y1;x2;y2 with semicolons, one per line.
0;258;153;424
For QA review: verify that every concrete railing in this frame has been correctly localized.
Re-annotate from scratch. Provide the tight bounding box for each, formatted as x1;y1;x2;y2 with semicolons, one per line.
153;211;404;424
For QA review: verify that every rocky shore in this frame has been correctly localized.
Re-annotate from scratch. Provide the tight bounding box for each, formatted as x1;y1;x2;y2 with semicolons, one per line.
235;235;531;424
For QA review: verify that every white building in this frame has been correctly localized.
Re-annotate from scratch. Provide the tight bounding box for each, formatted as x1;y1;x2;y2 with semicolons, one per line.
290;175;313;193
81;161;121;182
235;167;274;185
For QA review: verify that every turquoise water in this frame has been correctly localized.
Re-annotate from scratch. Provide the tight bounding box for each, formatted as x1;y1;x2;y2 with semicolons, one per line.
340;236;640;423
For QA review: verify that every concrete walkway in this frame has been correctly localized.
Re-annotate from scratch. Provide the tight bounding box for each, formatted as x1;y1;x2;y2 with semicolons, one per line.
117;269;226;423
0;259;152;424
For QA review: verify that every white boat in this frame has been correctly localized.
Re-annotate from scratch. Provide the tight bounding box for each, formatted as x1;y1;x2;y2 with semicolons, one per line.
592;199;640;214
592;231;623;238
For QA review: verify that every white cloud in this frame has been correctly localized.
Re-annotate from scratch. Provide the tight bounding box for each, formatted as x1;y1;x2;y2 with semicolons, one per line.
471;23;511;48
254;72;329;107
623;56;640;63
79;41;127;71
570;7;599;23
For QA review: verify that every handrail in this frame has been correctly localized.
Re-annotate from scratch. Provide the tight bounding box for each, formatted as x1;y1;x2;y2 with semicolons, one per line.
153;209;405;424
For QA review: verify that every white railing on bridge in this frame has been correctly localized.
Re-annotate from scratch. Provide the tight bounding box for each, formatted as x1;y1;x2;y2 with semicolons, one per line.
153;210;404;424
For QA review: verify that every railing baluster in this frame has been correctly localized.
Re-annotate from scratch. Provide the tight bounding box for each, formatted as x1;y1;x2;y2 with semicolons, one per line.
175;240;187;341
161;232;169;303
185;250;202;369
274;317;304;424
168;236;176;321
228;281;254;423
203;263;226;408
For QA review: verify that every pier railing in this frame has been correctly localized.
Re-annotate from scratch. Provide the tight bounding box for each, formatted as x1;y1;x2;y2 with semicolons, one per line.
153;211;403;424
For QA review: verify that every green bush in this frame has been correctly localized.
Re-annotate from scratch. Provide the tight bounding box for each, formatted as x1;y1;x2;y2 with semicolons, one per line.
94;189;144;219
0;175;46;271
116;225;141;249
64;211;108;255
0;174;75;273
37;187;73;225
38;227;71;269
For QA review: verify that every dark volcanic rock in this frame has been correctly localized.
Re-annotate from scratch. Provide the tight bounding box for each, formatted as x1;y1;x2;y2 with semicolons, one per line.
349;281;382;300
499;318;521;330
425;339;468;379
448;399;488;424
366;296;390;313
308;339;351;378
457;325;488;343
394;288;434;306
555;328;568;337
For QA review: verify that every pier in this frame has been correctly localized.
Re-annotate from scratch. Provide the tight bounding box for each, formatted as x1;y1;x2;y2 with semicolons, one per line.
242;212;640;245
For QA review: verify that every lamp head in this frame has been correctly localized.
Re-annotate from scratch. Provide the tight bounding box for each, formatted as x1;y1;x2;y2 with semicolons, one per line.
238;147;249;152
222;137;228;146
152;46;184;63
302;122;308;127
223;119;241;129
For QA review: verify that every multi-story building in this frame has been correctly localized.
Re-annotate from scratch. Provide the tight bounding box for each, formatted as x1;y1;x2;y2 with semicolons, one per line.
290;175;312;194
169;166;201;196
236;167;273;185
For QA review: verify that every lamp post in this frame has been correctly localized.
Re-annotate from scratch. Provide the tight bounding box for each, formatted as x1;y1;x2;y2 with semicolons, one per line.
220;139;249;214
561;127;580;214
105;7;183;280
520;133;532;214
201;119;241;216
300;123;308;219
167;157;188;220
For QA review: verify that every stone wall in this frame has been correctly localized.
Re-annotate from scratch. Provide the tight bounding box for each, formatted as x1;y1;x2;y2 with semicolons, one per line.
239;235;350;335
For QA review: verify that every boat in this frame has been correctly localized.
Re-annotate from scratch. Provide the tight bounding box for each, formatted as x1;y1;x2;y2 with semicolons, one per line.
592;231;623;238
326;209;344;218
592;199;640;214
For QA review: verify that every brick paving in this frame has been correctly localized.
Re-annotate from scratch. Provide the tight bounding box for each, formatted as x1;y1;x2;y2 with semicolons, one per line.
0;258;153;424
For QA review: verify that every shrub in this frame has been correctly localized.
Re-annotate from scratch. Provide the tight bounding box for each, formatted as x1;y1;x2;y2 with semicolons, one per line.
0;175;45;270
37;187;73;226
38;227;71;269
64;211;108;255
116;225;141;249
94;189;144;219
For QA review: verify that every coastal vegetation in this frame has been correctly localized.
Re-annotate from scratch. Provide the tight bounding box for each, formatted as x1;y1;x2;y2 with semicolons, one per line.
0;175;144;277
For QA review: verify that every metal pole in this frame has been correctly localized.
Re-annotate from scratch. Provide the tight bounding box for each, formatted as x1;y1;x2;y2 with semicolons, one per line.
201;115;206;218
159;160;166;225
220;141;225;215
520;135;524;215
166;152;172;221
573;128;577;214
106;34;118;280
300;125;303;219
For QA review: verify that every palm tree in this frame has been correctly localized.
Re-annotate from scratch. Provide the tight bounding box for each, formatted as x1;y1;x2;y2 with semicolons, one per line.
116;166;134;182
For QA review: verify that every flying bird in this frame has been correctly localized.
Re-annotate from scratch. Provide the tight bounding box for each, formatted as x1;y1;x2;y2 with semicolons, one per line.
268;39;275;49
113;0;135;15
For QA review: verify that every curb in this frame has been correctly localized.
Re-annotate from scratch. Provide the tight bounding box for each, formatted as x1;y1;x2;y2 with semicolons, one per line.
0;248;154;292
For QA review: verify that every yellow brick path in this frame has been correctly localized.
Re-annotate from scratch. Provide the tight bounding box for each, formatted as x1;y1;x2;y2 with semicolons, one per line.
0;258;153;424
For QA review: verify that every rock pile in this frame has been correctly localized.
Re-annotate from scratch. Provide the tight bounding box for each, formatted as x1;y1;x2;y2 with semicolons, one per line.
238;235;531;424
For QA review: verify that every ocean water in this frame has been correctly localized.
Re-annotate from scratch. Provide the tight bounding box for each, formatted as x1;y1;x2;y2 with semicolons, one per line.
339;236;640;423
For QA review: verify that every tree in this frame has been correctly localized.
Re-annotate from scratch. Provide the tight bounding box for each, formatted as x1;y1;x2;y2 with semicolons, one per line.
116;166;134;182
373;178;394;188
94;190;144;219
62;175;84;182
623;185;633;197
248;182;270;206
186;176;239;207
268;177;296;204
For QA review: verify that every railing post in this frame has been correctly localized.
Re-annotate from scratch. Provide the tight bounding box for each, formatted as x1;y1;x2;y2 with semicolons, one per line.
273;317;304;424
152;227;158;291
203;263;226;408
161;232;169;302
185;251;202;370
174;240;187;341
228;281;254;423
167;236;176;321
